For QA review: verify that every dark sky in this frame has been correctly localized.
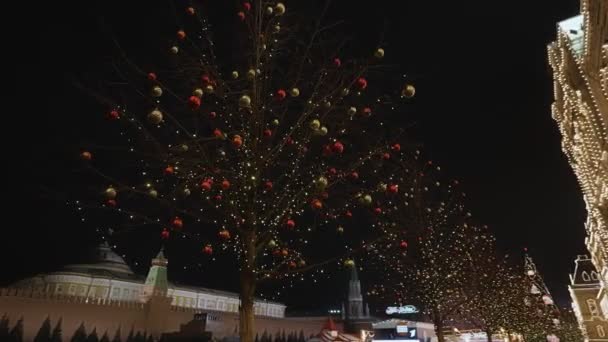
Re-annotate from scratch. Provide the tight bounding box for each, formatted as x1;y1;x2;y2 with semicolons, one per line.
6;0;587;309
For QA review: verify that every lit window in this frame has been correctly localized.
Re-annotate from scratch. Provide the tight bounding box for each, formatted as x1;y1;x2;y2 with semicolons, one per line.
69;285;76;295
598;325;605;338
583;271;591;281
588;299;600;316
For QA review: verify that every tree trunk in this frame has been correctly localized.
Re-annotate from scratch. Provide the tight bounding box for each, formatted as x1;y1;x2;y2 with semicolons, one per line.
485;329;492;342
239;234;257;342
434;320;445;342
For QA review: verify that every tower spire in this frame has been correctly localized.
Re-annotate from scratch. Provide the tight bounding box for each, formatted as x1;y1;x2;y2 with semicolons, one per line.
142;246;169;301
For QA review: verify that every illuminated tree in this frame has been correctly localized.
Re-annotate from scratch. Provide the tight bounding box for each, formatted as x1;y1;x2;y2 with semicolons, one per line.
363;160;476;342
72;1;417;342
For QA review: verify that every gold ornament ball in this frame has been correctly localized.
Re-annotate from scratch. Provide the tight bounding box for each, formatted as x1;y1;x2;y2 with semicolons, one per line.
323;101;332;109
148;189;158;198
318;126;328;136
309;119;321;130
361;194;373;206
273;25;281;33
105;187;117;199
272;119;280;126
231;71;239;79
170;46;179;54
183;188;191;196
152;86;163;97
341;88;350;96
204;85;215;94
348;107;357;116
344;259;355;267
247;69;256;80
268;240;277;248
148;109;163;124
275;3;286;15
374;48;385;59
316;176;328;188
401;84;416;98
266;6;274;15
290;88;300;97
193;88;204;98
239;95;252;108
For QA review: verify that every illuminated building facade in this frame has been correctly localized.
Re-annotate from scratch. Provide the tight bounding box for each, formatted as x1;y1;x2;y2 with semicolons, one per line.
568;255;608;341
548;0;608;316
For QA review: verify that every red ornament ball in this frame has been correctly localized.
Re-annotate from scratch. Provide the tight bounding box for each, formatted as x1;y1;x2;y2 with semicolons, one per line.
288;261;297;268
81;151;92;161
106;199;117;207
219;230;231;240
263;129;272;137
108;110;120;120
286;219;296;229
328;167;337;175
186;7;196;15
147;72;157;81
356;77;368;90
333;58;341;67
391;143;401;152
209;111;217;119
164;165;175;175
177;30;186;40
321;191;329;199
382;152;391;160
281;249;289;257
332;141;344;154
388;184;398;194
243;2;251;11
161;228;170;240
201;180;212;191
345;210;353;218
349;171;359;180
237;11;246;20
264;181;273;191
221;180;231;190
213;128;223;138
400;241;408;249
188;96;201;110
201;75;212;85
362;107;372;117
203;245;213;255
214;195;222;201
276;89;287;100
311;199;323;210
373;207;382;215
285;137;294;145
232;135;243;148
172;217;184;230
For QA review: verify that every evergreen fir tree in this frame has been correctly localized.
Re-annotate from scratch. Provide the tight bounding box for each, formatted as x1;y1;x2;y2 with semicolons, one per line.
145;334;154;342
87;328;99;342
274;331;281;342
51;318;63;342
0;315;10;339
281;330;286;342
34;316;52;342
133;331;144;342
111;327;122;342
125;328;134;342
9;317;24;342
100;331;110;342
267;333;273;342
255;332;260;342
71;323;87;342
298;330;306;342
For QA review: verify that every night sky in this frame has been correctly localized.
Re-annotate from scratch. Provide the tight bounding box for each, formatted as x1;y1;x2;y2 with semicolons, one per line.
6;0;587;310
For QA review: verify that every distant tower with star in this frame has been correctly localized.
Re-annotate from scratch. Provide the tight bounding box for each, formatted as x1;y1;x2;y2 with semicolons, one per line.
142;247;169;301
342;261;371;333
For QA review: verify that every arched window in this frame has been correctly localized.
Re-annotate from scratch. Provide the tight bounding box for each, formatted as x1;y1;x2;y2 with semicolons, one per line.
583;271;591;281
592;272;599;280
597;325;605;338
588;299;600;316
